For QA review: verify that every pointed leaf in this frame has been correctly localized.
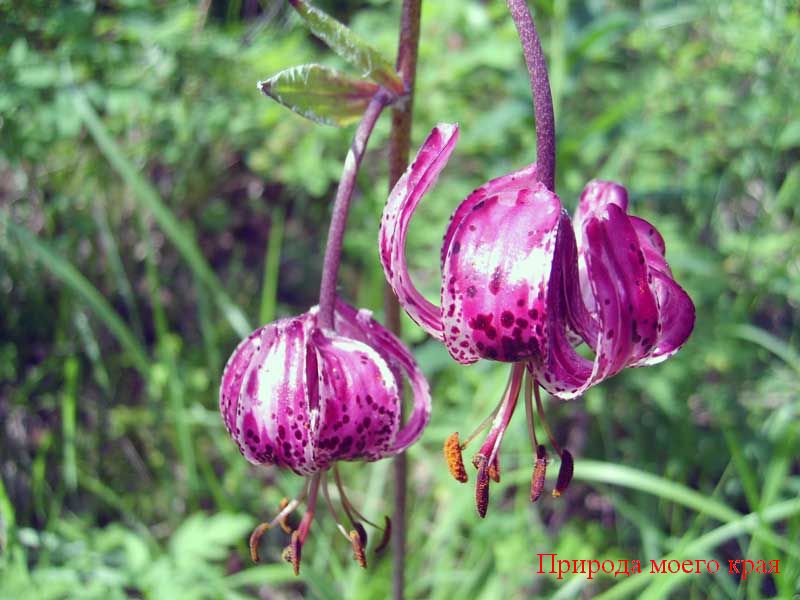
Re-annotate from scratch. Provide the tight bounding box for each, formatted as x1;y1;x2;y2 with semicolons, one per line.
288;0;404;94
259;64;380;127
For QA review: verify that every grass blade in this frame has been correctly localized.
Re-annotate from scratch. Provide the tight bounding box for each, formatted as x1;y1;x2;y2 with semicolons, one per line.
61;356;79;493
3;215;151;376
594;498;800;599
70;89;251;338
731;324;800;374
259;206;284;324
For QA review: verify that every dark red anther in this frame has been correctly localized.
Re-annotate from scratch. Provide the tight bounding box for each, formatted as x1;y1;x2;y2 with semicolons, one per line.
375;516;392;554
553;448;574;498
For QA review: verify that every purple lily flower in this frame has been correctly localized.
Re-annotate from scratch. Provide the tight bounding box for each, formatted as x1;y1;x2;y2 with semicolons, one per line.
220;298;430;572
379;123;694;516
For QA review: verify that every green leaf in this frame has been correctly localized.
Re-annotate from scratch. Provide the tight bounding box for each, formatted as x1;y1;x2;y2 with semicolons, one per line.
288;0;403;94
259;64;380;127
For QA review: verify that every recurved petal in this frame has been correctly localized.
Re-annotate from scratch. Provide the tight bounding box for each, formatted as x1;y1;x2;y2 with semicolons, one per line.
379;123;460;341
583;203;661;370
311;328;401;467
528;218;598;399
533;202;663;399
629;215;670;274
573;180;629;237
631;269;695;366
440;181;563;364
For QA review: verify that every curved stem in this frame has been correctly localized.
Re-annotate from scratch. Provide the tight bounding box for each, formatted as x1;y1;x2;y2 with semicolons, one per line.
317;90;392;329
506;0;556;191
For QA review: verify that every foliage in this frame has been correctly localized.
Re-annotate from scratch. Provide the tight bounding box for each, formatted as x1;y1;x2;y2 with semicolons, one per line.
1;0;799;598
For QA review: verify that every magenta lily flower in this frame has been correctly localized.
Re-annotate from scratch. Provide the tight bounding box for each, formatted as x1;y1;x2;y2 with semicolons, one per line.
220;298;430;572
379;123;694;516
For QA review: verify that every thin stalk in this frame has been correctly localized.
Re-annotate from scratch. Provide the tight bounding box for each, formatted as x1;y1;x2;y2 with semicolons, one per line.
317;91;392;329
387;2;421;599
506;0;556;191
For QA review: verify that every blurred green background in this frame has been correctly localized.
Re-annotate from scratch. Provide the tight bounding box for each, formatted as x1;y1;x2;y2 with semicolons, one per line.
1;0;799;598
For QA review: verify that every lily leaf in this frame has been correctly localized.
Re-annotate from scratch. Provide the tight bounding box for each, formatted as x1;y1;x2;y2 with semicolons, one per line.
259;64;380;127
288;0;404;94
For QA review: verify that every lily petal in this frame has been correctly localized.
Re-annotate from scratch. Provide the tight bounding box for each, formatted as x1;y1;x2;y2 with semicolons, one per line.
311;328;400;467
573;179;629;235
583;203;661;369
533;202;662;398
631;269;695;366
441;181;563;364
379;123;460;340
333;299;431;455
230;316;318;473
440;162;538;270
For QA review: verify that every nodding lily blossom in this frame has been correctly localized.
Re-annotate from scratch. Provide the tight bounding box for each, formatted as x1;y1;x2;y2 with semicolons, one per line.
220;298;430;572
379;123;694;516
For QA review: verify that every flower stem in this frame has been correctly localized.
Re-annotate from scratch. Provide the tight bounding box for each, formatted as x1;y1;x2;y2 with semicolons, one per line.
317;90;392;329
506;0;556;191
387;1;421;599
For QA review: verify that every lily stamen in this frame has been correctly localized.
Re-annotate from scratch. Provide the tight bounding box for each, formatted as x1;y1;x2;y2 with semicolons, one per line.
459;370;513;449
470;362;526;516
524;371;548;502
281;473;321;576
349;530;368;568
249;478;310;562
277;497;293;534
523;370;540;450
534;383;574;497
531;444;548;502
444;432;468;482
332;465;391;554
475;363;525;469
374;516;392;554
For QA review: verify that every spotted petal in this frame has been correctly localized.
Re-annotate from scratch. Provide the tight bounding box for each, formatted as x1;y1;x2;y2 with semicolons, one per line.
333;299;431;455
575;181;695;367
379;123;460;340
221;315;317;473
532;181;694;398
441;181;565;364
532;202;661;398
311;327;400;467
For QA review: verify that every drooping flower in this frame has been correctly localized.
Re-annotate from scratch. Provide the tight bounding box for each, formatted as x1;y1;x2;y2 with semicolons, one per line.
379;123;694;516
220;298;430;572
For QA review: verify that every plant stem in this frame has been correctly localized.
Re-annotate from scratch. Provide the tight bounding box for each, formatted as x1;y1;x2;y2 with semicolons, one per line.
387;1;421;599
317;90;392;329
506;0;556;191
